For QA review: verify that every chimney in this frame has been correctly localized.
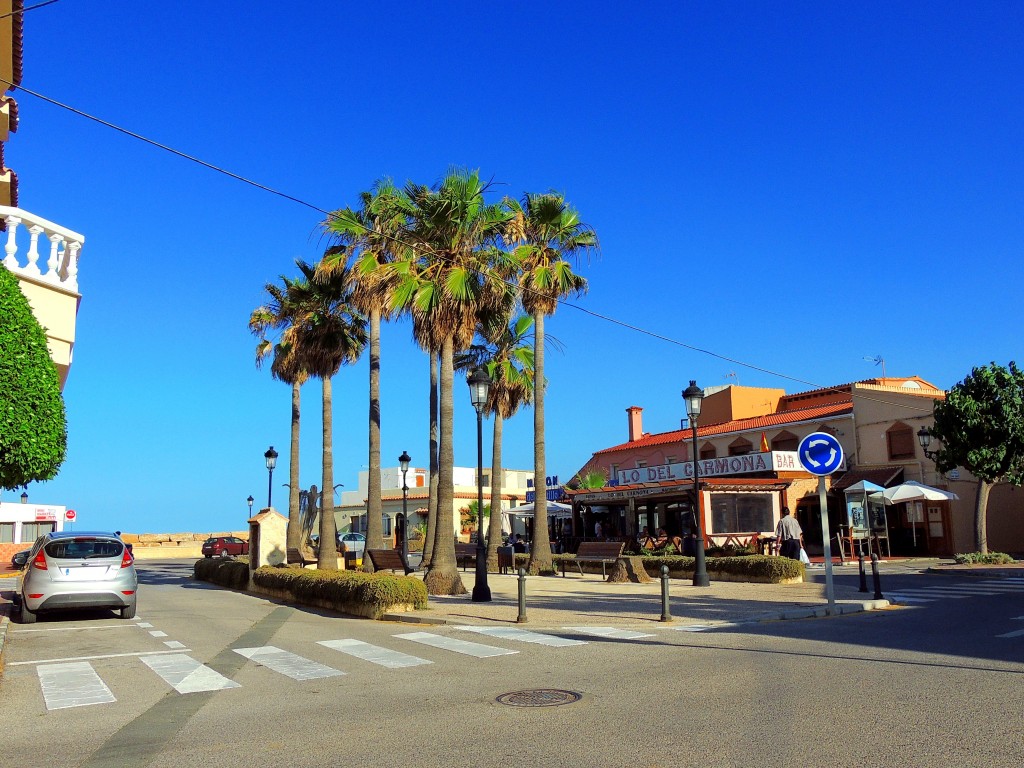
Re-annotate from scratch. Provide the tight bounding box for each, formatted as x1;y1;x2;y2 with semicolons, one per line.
627;406;643;442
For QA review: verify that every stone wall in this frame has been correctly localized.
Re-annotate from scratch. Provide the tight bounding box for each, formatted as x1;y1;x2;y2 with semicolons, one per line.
122;532;249;560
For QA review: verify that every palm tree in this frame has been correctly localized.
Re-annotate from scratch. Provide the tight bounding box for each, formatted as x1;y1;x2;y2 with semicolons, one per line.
505;193;597;574
457;313;535;571
250;276;311;552
390;168;509;595
321;180;412;567
286;260;368;569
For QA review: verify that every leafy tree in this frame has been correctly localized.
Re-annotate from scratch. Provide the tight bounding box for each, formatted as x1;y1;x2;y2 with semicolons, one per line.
0;265;67;490
928;361;1024;553
504;192;597;573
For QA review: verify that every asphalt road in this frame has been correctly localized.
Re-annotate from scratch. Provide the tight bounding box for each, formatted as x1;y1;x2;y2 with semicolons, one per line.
1;560;1022;768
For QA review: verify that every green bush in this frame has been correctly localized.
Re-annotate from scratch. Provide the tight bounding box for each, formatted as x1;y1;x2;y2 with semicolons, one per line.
0;265;67;490
252;566;428;612
953;551;1016;565
551;552;803;582
193;557;250;589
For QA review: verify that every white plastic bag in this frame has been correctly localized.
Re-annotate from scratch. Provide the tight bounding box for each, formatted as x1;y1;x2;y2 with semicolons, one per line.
799;547;810;565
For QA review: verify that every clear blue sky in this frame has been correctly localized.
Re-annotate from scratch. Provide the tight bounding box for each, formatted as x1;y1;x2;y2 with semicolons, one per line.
11;1;1022;533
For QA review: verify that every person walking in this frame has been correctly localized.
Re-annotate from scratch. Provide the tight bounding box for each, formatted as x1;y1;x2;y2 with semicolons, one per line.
774;507;803;560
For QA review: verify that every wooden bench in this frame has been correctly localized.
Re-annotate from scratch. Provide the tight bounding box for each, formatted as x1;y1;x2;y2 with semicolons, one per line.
562;541;625;578
366;548;411;574
455;542;477;570
286;547;317;568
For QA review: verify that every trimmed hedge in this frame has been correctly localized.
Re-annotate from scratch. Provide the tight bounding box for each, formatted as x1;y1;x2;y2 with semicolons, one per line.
954;551;1017;565
193;557;250;589
252;565;428;617
538;553;804;583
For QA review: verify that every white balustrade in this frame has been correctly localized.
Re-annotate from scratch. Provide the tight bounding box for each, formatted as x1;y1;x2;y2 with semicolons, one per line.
0;205;85;292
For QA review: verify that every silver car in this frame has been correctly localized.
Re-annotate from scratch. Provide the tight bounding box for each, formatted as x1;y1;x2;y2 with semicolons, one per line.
15;531;138;623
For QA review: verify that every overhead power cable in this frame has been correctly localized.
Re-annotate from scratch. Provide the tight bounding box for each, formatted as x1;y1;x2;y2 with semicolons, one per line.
3;78;936;414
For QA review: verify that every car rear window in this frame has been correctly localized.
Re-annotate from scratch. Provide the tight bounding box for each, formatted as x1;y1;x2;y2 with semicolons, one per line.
44;538;124;559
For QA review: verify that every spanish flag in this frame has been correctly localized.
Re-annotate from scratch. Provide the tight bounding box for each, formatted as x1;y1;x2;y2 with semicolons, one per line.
760;432;769;452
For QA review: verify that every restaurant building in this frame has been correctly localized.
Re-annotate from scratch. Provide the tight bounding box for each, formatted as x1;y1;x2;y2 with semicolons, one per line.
565;377;1020;558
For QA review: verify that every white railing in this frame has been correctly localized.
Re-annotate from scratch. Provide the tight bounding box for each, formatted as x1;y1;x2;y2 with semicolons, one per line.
0;205;84;293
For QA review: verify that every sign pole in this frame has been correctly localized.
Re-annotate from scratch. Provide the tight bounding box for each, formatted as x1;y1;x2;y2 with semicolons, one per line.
798;432;844;617
817;476;836;614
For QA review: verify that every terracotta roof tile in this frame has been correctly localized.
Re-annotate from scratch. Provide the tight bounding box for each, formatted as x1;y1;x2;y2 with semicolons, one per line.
595;401;853;456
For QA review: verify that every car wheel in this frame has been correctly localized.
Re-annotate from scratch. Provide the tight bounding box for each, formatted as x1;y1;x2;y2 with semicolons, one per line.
120;602;137;620
18;601;37;624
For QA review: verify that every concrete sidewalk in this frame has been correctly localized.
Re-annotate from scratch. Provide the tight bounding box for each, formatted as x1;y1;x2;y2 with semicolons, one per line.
383;567;892;627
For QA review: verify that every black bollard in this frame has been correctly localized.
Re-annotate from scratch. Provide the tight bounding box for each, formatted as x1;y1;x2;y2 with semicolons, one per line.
660;565;672;622
870;553;883;600
517;567;527;623
858;554;868;593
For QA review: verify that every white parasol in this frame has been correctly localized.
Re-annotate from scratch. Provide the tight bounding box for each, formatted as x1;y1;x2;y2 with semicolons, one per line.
507;501;572;516
881;481;959;505
882;480;959;547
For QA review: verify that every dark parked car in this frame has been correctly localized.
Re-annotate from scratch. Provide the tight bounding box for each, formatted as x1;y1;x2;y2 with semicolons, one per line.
11;549;30;569
201;536;249;558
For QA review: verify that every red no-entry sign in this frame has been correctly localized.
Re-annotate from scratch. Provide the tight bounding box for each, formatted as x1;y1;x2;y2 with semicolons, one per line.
65;509;77;522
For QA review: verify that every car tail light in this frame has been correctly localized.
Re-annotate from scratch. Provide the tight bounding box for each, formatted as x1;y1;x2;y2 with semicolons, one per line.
32;550;47;570
121;590;135;595
120;548;134;568
28;593;44;598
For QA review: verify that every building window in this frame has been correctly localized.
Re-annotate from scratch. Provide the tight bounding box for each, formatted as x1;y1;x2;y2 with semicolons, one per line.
382;514;392;536
887;422;916;460
636;461;646;468
771;431;799;451
728;437;753;456
665;456;676;465
699;443;717;460
710;494;773;534
0;522;13;543
19;522;54;542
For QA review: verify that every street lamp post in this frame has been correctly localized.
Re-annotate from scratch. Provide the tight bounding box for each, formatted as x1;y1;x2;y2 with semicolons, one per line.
683;380;710;587
264;446;278;509
917;427;937;460
468;366;492;602
247;495;254;515
399;450;412;573
20;490;27;504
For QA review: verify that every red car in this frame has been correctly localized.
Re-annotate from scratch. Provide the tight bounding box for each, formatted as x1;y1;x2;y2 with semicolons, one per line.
201;536;249;558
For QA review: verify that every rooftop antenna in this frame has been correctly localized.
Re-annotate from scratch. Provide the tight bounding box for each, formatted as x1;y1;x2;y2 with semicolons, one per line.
864;355;886;380
724;371;739;385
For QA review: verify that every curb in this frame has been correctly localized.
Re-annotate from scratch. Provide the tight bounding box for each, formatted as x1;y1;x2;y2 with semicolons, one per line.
380;598;893;627
0;610;9;673
925;566;1024;579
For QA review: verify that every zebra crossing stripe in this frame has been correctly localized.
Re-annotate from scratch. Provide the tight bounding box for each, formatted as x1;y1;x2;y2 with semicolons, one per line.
927;585;1022;593
141;653;240;693
884;589;983;598
662;624;716;632
318;639;432;668
973;582;1024;590
394;632;518;658
562;627;655;640
163;640;186;649
233;646;344;681
37;662;116;710
996;629;1024;638
453;626;586;647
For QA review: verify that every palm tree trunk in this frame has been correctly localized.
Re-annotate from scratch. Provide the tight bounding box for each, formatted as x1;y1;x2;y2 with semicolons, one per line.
975;480;991;554
318;377;339;569
287;381;302;551
486;412;504;571
424;337;466;595
422;350;440;569
364;308;384;569
529;311;553;573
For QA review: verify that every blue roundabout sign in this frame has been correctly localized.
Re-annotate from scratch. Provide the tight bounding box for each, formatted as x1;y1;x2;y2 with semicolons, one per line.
797;432;844;476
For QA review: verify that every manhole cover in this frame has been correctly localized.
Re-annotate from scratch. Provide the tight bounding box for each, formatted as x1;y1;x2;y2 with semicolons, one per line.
496;689;582;707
